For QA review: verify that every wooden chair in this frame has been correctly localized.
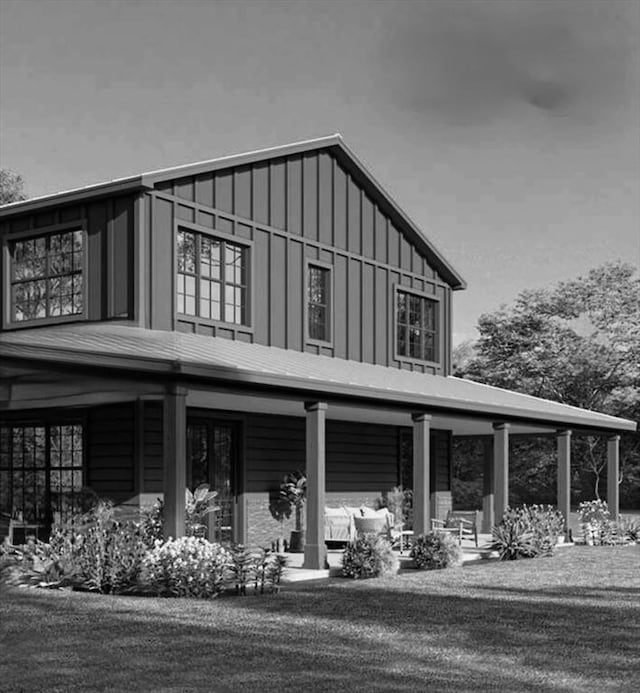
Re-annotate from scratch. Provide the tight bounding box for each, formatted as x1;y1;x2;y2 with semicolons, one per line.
431;510;479;546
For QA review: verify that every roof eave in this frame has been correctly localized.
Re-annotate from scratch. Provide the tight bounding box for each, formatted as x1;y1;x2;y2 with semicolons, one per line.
2;347;634;434
0;176;151;219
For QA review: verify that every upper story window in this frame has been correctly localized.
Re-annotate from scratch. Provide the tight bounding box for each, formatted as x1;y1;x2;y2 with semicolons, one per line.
396;289;438;363
10;229;84;323
176;229;249;325
307;264;331;343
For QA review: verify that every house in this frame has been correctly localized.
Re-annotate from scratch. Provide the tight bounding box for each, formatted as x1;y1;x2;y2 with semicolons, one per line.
0;135;635;568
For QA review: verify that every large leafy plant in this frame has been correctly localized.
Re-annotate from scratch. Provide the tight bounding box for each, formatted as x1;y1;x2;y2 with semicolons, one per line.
185;483;220;538
278;471;307;532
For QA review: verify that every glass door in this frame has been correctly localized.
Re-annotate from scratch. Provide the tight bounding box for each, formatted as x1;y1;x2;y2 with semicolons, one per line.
187;419;239;544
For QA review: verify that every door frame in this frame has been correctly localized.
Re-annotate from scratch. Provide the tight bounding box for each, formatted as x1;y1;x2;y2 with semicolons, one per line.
186;409;246;544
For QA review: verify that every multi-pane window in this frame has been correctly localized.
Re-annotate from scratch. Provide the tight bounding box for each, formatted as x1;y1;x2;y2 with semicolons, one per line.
177;229;248;325
308;265;331;342
10;230;84;322
0;423;84;527
396;290;438;362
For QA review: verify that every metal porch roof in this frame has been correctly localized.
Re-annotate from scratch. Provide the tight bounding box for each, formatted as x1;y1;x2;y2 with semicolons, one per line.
1;324;635;434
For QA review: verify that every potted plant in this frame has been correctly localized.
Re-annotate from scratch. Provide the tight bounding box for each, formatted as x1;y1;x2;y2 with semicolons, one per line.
278;471;306;553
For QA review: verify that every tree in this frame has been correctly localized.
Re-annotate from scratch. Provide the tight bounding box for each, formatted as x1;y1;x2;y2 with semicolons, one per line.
0;169;27;204
455;262;640;505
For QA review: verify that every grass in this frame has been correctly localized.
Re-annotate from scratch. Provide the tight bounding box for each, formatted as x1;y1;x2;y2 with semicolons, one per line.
1;545;639;692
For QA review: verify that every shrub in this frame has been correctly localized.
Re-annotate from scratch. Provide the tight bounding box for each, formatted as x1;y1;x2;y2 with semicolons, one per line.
578;499;618;545
141;536;231;598
491;505;559;560
410;532;463;570
227;545;287;595
617;515;640;543
138;499;164;548
342;534;398;579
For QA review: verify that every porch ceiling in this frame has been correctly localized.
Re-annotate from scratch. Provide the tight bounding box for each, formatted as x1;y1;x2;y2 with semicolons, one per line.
0;323;636;434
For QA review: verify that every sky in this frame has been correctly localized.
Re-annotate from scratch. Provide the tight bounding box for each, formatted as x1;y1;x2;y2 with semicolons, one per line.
1;0;638;345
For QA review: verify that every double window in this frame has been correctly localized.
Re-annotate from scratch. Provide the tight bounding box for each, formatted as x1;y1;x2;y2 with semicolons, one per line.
396;289;438;363
0;423;84;527
176;229;249;325
307;264;331;343
9;229;84;323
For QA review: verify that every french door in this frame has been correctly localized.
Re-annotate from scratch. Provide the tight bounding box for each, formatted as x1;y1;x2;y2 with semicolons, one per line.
186;419;240;544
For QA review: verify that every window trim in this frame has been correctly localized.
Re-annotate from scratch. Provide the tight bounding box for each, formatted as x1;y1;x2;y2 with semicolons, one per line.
174;220;254;331
392;284;441;366
2;221;88;330
304;258;334;347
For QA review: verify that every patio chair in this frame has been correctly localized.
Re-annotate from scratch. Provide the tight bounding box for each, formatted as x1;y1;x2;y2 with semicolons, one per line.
353;511;396;543
431;510;479;547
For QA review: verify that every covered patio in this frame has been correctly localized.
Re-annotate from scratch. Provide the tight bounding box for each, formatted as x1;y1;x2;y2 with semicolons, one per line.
1;324;635;570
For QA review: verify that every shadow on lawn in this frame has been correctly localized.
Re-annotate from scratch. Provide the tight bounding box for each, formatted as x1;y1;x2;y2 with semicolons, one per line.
2;578;639;693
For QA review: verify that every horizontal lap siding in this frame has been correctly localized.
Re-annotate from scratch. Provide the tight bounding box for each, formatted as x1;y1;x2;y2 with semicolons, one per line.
150;148;451;375
87;403;136;501
143;402;163;493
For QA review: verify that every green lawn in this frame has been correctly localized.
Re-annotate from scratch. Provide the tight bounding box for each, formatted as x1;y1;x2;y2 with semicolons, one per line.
1;545;639;692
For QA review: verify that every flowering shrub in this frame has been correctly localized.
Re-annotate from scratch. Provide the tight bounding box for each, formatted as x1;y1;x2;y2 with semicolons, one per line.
342;534;398;579
141;537;231;598
411;532;462;570
578;500;611;545
138;499;164;548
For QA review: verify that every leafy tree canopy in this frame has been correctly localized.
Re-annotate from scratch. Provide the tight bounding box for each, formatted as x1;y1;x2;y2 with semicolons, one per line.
457;262;640;419
0;169;27;204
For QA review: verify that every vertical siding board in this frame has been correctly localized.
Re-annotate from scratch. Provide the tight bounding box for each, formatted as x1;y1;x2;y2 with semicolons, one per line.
334;254;348;358
252;163;270;226
195;173;215;208
214;171;234;214
347;176;361;256
361;195;375;260
331;160;346;250
362;263;374;363
234;166;252;220
150;196;174;330
269;159;286;230
375;266;388;365
254;230;270;344
400;236;412;271
287;239;303;350
411;247;422;276
286;156;302;236
318;153;334;246
270;234;287;348
375;209;387;265
302;154;318;242
388;223;400;268
175;177;194;202
347;259;361;360
112;196;132;318
86;201;106;321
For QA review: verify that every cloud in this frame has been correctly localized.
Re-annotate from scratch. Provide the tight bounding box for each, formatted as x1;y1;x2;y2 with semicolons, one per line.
378;0;639;125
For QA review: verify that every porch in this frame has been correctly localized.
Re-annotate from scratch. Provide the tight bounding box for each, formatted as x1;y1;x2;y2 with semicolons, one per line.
1;324;634;572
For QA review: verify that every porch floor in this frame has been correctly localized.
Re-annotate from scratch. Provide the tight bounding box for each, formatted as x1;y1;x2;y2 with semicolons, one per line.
280;533;501;582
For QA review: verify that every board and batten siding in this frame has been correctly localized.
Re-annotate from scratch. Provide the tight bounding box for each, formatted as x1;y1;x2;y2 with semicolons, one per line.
0;195;136;329
146;149;452;375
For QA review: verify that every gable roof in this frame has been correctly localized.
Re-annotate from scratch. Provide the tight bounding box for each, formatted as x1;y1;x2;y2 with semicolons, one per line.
1;324;635;434
0;135;466;290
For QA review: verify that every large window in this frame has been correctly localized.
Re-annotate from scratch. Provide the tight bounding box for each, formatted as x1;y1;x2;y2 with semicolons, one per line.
0;423;84;528
176;229;248;325
396;289;438;362
10;229;84;322
307;264;331;342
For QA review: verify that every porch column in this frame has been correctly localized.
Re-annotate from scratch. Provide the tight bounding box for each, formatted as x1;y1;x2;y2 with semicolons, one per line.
493;423;510;522
163;384;187;540
412;413;432;535
482;437;494;532
303;401;328;570
607;435;620;521
556;429;572;539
